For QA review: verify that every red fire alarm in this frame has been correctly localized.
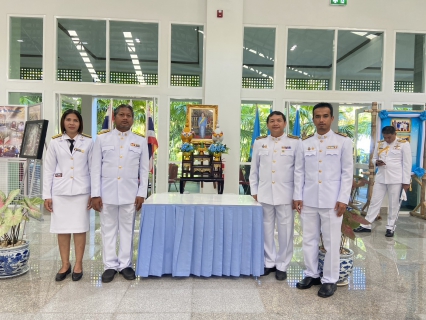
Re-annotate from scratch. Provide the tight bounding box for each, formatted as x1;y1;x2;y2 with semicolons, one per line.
217;10;223;18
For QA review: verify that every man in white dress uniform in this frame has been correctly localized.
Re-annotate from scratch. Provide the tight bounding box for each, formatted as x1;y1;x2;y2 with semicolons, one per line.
354;125;412;237
91;105;149;283
293;103;353;298
249;111;303;281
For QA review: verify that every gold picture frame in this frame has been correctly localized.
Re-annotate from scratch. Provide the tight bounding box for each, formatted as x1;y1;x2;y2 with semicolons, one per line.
186;105;218;144
391;118;411;133
397;135;411;143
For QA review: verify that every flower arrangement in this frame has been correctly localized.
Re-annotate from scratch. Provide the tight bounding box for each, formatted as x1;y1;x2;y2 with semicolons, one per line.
0;189;43;247
180;143;194;153
208;143;229;154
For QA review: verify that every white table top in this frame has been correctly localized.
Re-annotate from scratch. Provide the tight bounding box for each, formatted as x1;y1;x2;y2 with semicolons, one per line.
144;193;262;206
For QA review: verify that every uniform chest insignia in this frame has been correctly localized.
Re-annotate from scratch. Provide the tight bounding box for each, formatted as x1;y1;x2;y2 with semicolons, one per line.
262;144;268;149
130;143;140;147
394;145;401;150
307;147;315;151
55;173;62;177
74;148;84;153
327;146;338;149
282;146;291;149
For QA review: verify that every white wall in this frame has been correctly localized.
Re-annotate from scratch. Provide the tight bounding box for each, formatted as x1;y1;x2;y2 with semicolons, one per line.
1;0;426;193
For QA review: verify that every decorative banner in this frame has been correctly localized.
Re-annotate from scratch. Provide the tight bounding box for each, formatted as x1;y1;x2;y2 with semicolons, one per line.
379;110;426;177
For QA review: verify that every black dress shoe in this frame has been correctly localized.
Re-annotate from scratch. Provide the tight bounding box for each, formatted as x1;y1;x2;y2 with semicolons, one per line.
262;266;276;276
120;267;136;280
318;283;337;298
55;265;71;281
72;270;83;281
296;277;322;289
102;269;117;283
275;270;287;281
385;229;394;237
353;226;371;233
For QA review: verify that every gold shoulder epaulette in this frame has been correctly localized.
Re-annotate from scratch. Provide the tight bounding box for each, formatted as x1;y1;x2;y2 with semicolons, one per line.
81;133;92;138
302;134;314;141
287;134;300;140
133;131;145;137
335;131;347;137
97;129;110;135
256;135;267;140
397;139;407;143
52;133;62;139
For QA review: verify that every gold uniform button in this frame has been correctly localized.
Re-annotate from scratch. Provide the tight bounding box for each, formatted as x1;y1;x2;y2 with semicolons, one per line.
319;180;322;183
272;181;275;184
121;137;124;140
120;155;123;158
272;170;275;173
273;160;276;163
70;176;73;179
71;167;74;169
120;146;123;149
319;170;322;173
319;160;322;163
274;150;277;153
275;141;277;144
71;157;74;160
320;140;323;143
119;166;122;169
319;150;322;152
118;177;121;180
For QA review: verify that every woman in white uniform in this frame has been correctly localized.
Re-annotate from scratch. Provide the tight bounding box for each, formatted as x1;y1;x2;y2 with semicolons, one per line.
43;110;93;281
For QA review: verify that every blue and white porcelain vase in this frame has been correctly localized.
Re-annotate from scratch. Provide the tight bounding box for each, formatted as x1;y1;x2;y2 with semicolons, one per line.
318;247;354;286
0;241;30;278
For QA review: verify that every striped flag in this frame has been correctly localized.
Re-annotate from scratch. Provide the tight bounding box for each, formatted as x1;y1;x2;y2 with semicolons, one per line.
147;108;158;173
101;99;113;131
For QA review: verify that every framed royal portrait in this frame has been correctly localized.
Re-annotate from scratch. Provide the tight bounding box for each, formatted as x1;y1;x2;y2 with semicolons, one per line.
391;118;411;133
19;120;49;159
186;105;218;143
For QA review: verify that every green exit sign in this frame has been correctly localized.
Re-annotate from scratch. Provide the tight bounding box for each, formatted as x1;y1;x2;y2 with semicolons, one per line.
330;0;347;5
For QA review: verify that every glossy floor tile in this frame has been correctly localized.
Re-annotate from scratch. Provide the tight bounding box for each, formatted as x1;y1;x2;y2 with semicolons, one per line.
1;210;426;319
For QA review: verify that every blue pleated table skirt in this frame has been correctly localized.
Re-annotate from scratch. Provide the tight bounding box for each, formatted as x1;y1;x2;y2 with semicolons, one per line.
136;193;264;277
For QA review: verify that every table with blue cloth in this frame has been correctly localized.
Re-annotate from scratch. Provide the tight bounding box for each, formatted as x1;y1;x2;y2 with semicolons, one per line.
136;193;264;277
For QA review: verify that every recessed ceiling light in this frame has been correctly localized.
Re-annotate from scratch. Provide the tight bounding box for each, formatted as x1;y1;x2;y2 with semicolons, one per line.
123;32;132;38
69;30;78;37
17;40;24;42
135;39;140;43
82;42;88;44
366;34;377;40
352;31;368;37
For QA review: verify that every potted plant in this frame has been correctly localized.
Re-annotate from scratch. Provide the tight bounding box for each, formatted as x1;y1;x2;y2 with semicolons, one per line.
180;142;194;160
318;204;371;286
0;189;43;278
207;143;229;161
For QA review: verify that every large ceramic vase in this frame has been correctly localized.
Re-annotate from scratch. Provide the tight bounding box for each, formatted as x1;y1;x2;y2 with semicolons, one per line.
0;241;30;278
318;247;354;286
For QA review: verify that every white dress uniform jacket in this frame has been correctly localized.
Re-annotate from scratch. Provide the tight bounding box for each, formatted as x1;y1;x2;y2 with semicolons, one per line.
91;129;149;205
296;131;353;208
250;134;303;205
43;133;93;199
373;139;412;185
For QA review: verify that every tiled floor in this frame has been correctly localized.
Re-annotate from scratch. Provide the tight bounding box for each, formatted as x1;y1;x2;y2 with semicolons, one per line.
2;210;426;319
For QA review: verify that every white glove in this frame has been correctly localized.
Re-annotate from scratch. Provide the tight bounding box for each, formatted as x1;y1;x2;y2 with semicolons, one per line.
400;189;407;201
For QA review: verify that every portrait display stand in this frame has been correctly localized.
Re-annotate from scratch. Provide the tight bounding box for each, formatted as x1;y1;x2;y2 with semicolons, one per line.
180;153;224;194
